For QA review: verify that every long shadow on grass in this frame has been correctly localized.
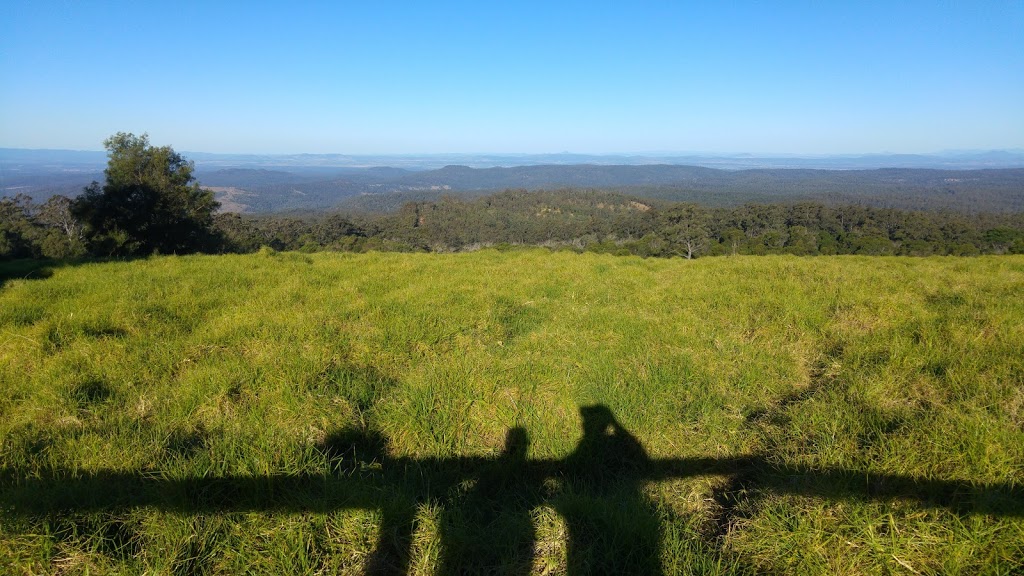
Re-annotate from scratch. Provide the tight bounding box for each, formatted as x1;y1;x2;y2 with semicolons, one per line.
0;257;140;291
2;404;1022;574
0;258;59;289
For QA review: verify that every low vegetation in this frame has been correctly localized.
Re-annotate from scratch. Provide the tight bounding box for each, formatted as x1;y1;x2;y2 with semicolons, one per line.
2;251;1022;574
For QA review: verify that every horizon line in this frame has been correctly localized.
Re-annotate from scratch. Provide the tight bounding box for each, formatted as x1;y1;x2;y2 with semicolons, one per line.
3;146;1024;158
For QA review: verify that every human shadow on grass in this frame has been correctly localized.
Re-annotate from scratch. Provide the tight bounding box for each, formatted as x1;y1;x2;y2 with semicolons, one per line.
2;404;1022;575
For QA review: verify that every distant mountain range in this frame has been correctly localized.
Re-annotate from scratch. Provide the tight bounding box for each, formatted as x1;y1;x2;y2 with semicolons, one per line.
3;148;1024;214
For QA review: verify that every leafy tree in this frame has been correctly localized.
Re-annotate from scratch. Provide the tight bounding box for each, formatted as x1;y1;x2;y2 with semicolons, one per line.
901;239;938;256
0;194;41;259
659;204;710;259
817;231;839;255
72;133;220;256
785;225;818;255
852;234;894;255
721;227;745;256
983;228;1020;254
36;195;86;259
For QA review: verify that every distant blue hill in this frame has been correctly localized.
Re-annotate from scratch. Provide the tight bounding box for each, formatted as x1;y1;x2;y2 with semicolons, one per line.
3;148;1024;214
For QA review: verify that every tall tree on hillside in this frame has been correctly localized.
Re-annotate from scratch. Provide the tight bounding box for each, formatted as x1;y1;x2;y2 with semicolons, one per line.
36;195;87;258
0;194;40;259
72;133;220;256
660;203;710;259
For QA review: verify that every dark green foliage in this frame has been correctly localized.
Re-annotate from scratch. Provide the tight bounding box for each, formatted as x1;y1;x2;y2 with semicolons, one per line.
216;191;1024;259
213;211;376;253
658;203;711;259
71;133;220;256
35;195;87;258
379;189;655;250
0;194;86;260
0;194;39;259
7;164;1024;261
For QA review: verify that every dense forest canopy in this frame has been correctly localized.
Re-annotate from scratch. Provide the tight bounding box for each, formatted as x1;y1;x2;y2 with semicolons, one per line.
212;190;1024;258
6;188;1024;261
4;137;1024;260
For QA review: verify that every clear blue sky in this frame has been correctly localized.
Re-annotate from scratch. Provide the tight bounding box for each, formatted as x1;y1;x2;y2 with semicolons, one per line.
2;1;1022;154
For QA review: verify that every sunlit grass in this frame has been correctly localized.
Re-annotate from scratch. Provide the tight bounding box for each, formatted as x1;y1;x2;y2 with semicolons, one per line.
1;251;1022;574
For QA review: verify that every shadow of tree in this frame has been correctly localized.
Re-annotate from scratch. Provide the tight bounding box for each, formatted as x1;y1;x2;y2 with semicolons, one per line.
2;404;1021;575
0;258;57;290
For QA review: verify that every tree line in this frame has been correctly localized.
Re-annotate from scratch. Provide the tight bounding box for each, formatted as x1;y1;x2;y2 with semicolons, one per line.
213;190;1024;258
3;134;1024;261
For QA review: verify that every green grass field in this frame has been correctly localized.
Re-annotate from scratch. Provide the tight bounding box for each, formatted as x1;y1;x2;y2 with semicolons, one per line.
2;250;1022;575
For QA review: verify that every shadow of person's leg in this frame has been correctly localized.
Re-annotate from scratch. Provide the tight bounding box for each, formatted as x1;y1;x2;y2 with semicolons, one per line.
436;427;539;575
555;485;663;576
556;406;662;575
364;499;417;576
437;496;538;575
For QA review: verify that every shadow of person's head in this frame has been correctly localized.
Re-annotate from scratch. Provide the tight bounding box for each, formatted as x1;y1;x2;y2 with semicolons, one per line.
319;425;388;469
502;426;530;461
579;405;617;437
571;404;649;478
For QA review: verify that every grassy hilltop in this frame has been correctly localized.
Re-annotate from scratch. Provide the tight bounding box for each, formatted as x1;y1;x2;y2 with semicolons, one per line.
1;251;1022;574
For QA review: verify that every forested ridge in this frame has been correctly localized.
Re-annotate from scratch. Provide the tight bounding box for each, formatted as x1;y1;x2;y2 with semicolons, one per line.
6;187;1024;261
211;189;1024;258
237;165;1024;214
7;156;1024;213
4;136;1024;261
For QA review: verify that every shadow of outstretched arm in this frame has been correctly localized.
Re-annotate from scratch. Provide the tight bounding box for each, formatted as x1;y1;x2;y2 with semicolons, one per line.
2;457;1020;518
648;456;1024;518
3;411;1021;576
0;469;382;514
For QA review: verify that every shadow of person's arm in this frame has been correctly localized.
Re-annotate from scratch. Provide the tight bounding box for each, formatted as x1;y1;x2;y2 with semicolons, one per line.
646;457;1024;518
363;497;417;576
0;468;382;514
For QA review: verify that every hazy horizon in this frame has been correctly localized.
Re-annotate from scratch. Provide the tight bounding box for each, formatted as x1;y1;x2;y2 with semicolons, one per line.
4;146;1024;158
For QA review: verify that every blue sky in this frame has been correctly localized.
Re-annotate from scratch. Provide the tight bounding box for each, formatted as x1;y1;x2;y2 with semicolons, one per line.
2;1;1022;154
